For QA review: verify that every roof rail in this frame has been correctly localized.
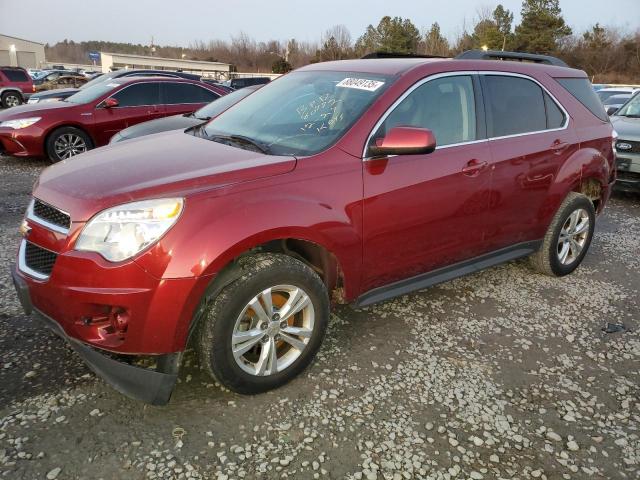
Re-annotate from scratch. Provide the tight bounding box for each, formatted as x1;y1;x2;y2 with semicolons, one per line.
455;49;568;67
361;52;448;60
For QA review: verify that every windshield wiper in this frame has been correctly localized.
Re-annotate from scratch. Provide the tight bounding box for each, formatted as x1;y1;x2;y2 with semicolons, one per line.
207;134;271;154
229;135;271;154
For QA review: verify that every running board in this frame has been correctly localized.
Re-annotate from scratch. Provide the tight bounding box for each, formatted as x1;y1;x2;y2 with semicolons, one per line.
354;241;541;307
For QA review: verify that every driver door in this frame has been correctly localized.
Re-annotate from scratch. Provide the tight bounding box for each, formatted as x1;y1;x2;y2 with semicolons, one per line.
93;82;163;145
361;74;494;292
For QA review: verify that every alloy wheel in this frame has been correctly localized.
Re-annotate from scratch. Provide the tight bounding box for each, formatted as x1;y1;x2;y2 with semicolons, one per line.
231;284;314;376
54;133;87;159
5;94;20;107
557;208;590;265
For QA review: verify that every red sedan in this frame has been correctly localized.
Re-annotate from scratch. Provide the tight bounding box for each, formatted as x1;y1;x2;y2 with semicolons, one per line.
0;76;226;162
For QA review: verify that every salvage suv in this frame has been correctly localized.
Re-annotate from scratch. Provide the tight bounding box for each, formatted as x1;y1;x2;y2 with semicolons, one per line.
12;50;616;405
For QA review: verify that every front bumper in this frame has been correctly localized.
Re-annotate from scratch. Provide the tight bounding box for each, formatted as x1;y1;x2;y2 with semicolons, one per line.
0;125;46;157
615;154;640;193
12;266;180;405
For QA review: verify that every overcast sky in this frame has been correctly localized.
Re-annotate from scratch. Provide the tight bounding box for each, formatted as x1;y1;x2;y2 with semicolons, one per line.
1;0;637;47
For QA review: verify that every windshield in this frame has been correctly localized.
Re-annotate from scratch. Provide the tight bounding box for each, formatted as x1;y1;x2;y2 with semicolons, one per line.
203;71;393;156
80;71;116;90
615;93;640;117
194;86;257;120
65;81;122;104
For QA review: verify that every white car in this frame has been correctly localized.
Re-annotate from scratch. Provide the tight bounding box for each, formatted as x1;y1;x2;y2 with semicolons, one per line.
597;87;639;103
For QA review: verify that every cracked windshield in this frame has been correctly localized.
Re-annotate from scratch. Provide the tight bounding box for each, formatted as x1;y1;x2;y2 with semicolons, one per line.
203;71;392;156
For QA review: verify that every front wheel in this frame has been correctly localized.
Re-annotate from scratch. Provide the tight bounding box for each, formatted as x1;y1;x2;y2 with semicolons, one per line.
45;126;93;163
197;253;329;394
529;192;596;276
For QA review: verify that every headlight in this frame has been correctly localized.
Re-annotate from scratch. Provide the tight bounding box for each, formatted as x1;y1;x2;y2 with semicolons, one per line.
75;198;184;262
0;117;41;129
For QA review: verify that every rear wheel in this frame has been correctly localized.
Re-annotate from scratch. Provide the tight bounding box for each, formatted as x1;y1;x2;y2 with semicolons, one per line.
197;253;329;394
45;127;93;163
1;91;22;108
529;192;595;276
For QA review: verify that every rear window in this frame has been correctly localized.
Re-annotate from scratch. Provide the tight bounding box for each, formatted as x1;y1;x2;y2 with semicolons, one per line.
1;68;29;82
483;75;547;137
557;78;609;122
164;82;219;104
603;94;631;106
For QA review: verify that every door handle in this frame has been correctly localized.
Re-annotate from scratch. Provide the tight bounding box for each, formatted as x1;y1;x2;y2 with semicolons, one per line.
462;159;488;177
551;140;569;155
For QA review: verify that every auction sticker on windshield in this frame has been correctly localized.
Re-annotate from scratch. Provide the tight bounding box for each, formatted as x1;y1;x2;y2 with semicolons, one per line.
336;78;385;92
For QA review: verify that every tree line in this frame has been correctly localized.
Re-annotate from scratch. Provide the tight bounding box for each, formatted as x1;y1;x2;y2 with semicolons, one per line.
45;0;640;83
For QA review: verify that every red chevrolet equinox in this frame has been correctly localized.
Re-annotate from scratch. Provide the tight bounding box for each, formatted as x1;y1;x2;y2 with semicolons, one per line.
12;51;616;404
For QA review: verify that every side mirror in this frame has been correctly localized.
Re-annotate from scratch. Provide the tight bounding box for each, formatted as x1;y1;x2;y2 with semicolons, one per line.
368;126;437;157
102;97;119;108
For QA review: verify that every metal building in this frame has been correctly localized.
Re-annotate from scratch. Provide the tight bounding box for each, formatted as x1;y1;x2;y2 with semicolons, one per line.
100;52;231;79
0;34;46;68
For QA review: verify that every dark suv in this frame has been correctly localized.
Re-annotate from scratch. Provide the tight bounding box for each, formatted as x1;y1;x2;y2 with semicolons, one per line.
12;51;615;405
0;66;34;108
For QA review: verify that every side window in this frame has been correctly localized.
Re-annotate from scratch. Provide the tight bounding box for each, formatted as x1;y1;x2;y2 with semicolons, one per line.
164;83;218;104
370;75;477;149
112;83;161;107
484;75;547;137
544;92;566;129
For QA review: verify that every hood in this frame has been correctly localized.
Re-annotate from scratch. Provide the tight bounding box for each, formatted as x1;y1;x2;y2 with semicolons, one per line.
115;114;202;142
34;129;297;221
0;101;76;120
611;116;640;141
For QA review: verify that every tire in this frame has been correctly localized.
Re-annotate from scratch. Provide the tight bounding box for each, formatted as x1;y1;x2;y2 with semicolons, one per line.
1;91;23;108
197;253;330;394
529;192;596;276
45;126;93;163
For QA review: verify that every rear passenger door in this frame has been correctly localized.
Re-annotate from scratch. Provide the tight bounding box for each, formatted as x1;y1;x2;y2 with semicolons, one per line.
93;82;163;145
481;73;577;251
162;82;220;117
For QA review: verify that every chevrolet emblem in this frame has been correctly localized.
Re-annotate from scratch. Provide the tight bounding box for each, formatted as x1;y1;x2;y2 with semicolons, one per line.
19;220;31;237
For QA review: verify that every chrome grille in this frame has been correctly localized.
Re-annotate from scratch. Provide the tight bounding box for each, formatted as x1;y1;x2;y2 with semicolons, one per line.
23;241;57;277
618;171;640;181
31;199;71;231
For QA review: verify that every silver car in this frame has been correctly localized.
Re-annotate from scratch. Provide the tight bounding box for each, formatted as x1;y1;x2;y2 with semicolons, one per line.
612;92;640;193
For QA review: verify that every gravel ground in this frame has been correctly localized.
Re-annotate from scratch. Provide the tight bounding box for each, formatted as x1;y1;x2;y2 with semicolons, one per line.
0;154;638;480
